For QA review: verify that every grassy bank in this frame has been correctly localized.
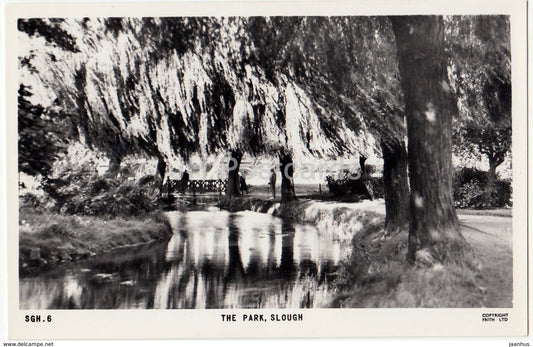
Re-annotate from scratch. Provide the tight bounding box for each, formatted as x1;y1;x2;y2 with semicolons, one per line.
276;200;386;242
19;210;173;275
332;226;486;307
221;197;386;242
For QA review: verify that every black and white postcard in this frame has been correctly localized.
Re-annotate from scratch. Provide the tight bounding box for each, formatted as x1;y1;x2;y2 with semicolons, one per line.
3;0;528;340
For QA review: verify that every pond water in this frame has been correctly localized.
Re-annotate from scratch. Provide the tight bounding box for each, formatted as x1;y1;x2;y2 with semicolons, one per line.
20;209;345;309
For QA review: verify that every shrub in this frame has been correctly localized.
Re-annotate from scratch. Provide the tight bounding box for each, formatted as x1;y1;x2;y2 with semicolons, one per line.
88;178;111;195
492;180;513;207
138;175;156;186
36;172;161;217
325;172;383;200
453;167;512;208
20;193;44;210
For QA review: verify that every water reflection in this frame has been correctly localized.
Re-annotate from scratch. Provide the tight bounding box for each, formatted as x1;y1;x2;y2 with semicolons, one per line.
20;210;344;309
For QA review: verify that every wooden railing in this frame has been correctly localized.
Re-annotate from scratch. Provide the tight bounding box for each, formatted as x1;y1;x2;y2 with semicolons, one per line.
165;179;227;194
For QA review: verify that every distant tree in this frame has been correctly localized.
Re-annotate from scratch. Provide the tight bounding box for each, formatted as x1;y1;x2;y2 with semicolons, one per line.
17;19;78;178
18;18;79;53
18;84;69;177
455;116;511;206
446;16;511;207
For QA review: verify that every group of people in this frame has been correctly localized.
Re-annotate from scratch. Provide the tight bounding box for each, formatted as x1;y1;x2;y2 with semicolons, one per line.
238;168;278;199
239;167;278;199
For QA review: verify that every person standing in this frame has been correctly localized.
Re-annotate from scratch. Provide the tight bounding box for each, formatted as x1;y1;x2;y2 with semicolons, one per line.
180;169;189;193
269;168;277;199
239;174;249;194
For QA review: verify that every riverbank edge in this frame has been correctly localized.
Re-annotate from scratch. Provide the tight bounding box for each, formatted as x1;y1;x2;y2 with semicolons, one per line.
19;210;173;276
221;197;385;242
220;196;497;307
220;196;511;236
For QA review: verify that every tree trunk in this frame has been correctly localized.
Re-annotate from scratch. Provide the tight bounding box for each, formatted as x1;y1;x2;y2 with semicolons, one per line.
381;140;409;233
484;159;498;207
358;155;374;200
226;150;242;199
390;16;476;266
359;156;367;180
154;155;167;194
279;153;296;203
227;214;245;281
106;153;122;179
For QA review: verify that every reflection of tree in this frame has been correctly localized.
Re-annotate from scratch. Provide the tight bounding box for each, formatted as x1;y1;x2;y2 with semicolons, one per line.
152;213;202;309
317;259;336;285
24;213;342;309
194;214;230;307
198;259;224;308
225;214;245;282
245;225;270;282
266;225;279;278
298;259;318;279
246;253;264;281
170;214;206;309
279;219;296;280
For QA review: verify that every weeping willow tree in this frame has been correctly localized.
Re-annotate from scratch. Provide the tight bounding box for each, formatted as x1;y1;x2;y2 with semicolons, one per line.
19;18;232;191
19;19;160;180
20;15;407;209
246;16;408;225
222;68;367;202
138;17;365;201
209;19;366;202
113;17;368;202
20;17;367;202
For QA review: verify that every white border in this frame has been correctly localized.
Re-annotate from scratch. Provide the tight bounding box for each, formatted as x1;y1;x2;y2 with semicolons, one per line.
3;0;529;340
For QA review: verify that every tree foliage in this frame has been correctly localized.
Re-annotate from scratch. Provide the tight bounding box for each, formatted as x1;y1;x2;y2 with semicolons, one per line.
18;85;69;177
19;17;373;168
246;17;406;152
446;16;511;166
18;16;511;204
18;18;79;53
